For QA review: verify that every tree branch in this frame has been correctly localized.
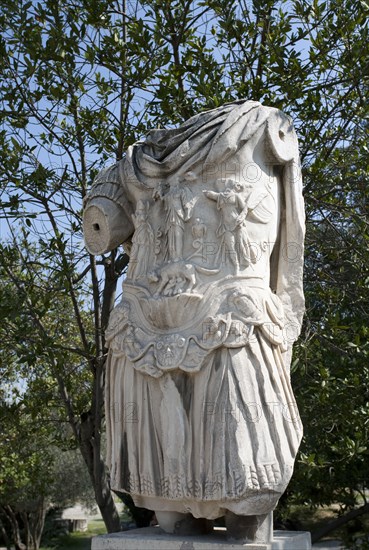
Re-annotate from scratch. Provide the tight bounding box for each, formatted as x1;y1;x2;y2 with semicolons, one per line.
311;502;369;543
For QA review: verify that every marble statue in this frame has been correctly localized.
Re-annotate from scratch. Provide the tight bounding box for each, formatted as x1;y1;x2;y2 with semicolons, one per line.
83;100;305;544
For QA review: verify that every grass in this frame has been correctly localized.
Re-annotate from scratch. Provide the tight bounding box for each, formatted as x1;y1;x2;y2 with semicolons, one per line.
40;519;107;550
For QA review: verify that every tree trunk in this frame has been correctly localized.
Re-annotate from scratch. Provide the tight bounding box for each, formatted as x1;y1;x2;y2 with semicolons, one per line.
0;503;47;550
20;512;31;549
28;501;47;550
79;410;121;533
93;455;121;533
0;513;12;550
2;506;26;550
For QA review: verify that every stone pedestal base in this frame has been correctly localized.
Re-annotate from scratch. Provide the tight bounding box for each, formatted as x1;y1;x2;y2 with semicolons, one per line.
91;526;312;549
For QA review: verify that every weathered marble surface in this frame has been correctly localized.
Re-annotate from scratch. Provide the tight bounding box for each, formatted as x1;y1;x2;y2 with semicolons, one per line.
91;527;312;550
84;100;305;541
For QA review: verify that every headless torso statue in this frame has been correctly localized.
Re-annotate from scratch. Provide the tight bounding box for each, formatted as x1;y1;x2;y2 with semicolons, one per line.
83;100;305;543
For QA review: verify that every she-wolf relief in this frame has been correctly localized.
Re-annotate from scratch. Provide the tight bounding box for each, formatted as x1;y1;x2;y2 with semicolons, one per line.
83;100;305;544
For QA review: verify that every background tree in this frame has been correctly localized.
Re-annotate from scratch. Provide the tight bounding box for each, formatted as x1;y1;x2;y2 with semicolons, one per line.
0;395;97;550
0;0;368;541
0;399;52;550
0;353;96;550
287;136;369;542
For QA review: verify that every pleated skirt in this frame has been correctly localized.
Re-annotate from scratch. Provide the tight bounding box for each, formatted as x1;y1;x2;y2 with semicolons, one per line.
106;331;302;519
